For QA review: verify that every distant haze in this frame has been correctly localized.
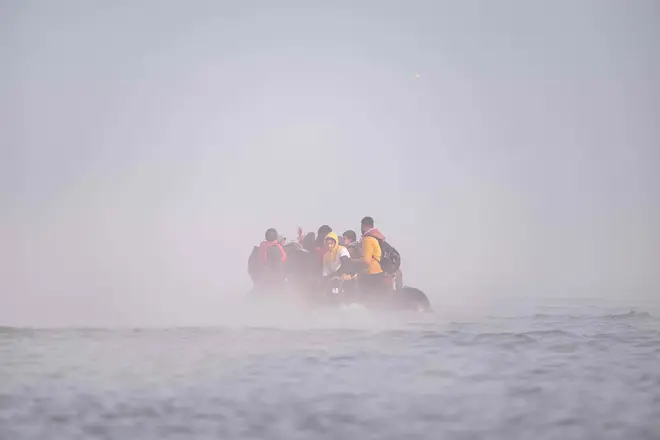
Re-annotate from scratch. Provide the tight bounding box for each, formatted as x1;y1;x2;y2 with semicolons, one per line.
2;1;659;326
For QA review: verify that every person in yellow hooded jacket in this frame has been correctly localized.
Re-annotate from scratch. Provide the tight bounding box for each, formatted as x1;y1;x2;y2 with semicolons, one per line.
322;232;352;278
359;216;388;299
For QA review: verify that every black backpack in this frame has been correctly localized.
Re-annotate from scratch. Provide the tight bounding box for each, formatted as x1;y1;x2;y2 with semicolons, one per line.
367;235;401;273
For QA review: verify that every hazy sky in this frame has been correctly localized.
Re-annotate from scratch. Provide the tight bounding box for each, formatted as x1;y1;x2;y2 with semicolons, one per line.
2;0;659;325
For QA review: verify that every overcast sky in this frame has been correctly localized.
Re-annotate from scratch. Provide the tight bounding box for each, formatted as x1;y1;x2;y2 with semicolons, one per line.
2;0;659;326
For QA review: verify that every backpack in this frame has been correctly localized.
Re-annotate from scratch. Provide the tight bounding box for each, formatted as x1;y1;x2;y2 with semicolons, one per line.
368;236;401;274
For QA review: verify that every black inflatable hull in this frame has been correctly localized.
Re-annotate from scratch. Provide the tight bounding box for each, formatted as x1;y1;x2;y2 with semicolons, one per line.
247;285;432;313
388;287;433;312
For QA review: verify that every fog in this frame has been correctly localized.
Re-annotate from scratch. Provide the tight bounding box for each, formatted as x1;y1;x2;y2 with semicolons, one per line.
2;0;659;327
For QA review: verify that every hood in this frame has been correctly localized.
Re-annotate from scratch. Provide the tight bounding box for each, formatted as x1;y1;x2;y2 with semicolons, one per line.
362;228;385;240
325;232;340;252
323;231;346;264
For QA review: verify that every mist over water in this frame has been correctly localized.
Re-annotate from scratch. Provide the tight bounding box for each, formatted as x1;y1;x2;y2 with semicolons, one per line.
1;3;660;437
2;1;660;327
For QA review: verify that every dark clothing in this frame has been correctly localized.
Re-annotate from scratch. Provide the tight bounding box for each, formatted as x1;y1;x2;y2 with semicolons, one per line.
345;242;361;259
301;233;316;252
360;271;386;286
342;242;362;282
284;245;318;289
342;277;360;303
358;272;389;308
334;257;358;277
359;272;386;295
247;246;261;283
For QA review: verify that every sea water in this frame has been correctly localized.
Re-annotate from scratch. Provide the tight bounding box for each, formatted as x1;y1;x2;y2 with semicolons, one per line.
1;299;659;440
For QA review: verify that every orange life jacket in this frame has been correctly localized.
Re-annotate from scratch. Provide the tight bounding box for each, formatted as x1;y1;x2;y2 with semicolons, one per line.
259;241;287;265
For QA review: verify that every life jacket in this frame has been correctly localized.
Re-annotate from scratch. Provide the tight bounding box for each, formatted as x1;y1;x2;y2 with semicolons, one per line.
259;240;287;265
314;246;327;259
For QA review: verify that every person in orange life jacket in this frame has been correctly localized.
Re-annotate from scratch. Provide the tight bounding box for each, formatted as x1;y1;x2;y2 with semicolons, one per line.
254;228;287;289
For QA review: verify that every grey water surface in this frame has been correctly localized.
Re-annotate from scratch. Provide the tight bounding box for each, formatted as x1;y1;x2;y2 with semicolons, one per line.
1;304;659;440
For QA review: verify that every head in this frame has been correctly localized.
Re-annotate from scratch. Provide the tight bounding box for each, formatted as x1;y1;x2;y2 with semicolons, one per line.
278;235;286;246
325;232;340;252
360;216;374;235
302;232;316;251
316;225;332;246
317;225;332;238
265;228;278;242
343;230;357;245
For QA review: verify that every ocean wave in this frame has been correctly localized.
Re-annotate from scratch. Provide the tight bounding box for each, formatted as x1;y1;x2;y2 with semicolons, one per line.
601;310;654;320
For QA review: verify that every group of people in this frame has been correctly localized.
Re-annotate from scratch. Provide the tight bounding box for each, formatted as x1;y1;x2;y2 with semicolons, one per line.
248;216;403;301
